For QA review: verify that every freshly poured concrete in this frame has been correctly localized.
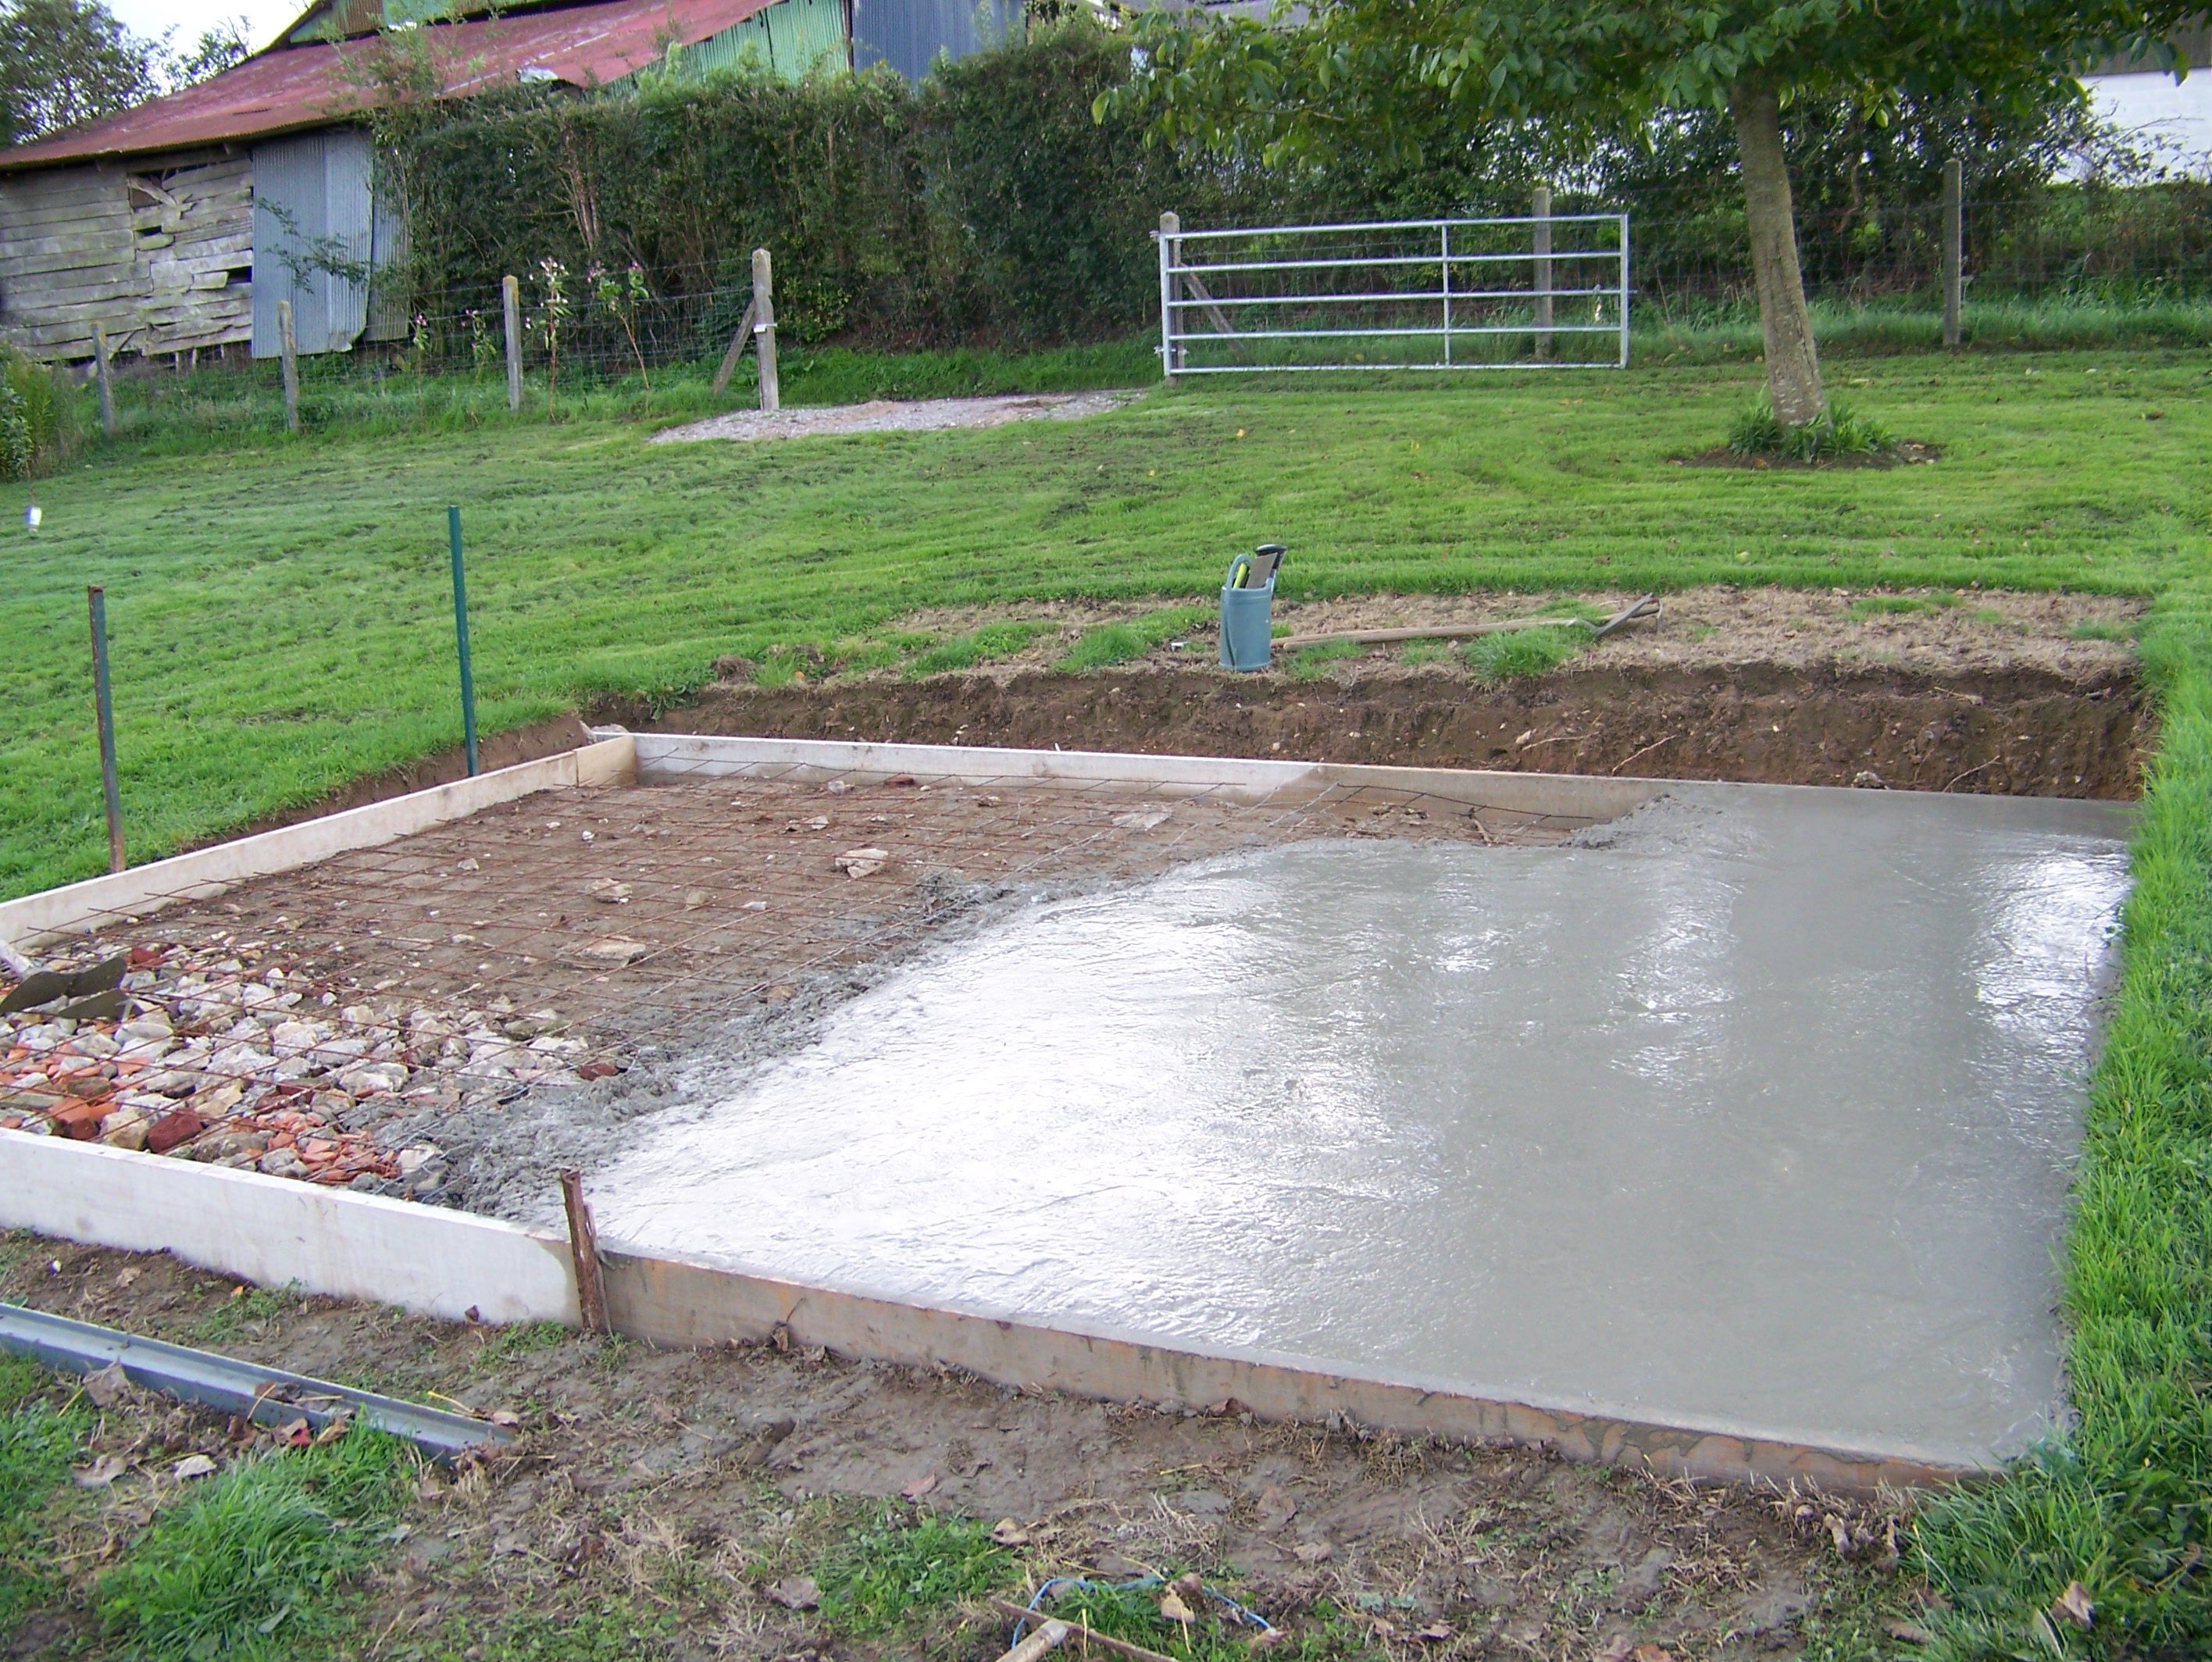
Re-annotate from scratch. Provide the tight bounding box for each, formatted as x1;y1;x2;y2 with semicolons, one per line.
596;785;2131;1464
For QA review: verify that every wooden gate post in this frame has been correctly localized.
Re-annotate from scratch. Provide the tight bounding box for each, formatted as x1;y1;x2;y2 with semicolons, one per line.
751;248;779;415
1941;157;1963;349
1158;211;1180;383
501;275;523;412
1532;185;1554;361
91;324;116;437
276;299;300;434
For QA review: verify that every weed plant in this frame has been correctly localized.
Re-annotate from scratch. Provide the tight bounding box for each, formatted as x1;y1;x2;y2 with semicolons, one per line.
908;619;1053;676
0;1359;87;1632
98;1430;412;1660
1056;605;1214;672
1466;624;1589;680
1727;397;1893;462
813;1507;1012;1635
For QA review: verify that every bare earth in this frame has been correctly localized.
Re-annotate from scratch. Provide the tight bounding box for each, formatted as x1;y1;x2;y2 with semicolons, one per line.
2;1236;1911;1660
868;587;2142;683
651;391;1138;445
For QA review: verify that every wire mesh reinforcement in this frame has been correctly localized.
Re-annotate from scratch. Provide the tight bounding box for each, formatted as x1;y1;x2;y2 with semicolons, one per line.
1158;216;1632;375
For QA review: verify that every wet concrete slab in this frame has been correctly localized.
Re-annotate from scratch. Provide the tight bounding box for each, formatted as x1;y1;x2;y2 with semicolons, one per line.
593;783;2131;1467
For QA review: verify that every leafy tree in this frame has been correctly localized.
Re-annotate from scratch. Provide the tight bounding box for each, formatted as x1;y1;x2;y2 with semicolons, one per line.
0;0;160;146
0;1;252;148
169;15;254;87
1123;1;2204;428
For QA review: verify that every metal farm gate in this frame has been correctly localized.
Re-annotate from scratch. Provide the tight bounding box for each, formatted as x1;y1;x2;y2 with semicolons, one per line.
1154;212;1630;378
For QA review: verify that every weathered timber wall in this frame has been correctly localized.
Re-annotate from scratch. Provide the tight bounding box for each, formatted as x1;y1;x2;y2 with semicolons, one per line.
0;148;255;362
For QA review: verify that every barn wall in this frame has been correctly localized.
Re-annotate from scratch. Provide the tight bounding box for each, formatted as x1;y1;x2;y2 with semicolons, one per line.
252;130;373;357
851;0;1015;81
0;151;253;362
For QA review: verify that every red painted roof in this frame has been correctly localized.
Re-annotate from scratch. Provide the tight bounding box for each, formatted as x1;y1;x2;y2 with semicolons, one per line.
0;0;780;170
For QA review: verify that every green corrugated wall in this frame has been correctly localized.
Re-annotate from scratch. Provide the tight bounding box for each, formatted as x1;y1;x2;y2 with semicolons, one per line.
669;0;850;80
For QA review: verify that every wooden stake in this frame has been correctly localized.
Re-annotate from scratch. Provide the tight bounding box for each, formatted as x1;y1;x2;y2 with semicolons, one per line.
709;298;758;396
559;1170;610;1333
502;274;523;412
990;1617;1070;1662
91;324;116;437
988;1602;1182;1662
1941;156;1963;349
276;298;300;434
1158;211;1181;381
751;248;779;414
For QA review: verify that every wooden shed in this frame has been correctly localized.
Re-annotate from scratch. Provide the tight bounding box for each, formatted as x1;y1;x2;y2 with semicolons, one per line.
0;0;964;365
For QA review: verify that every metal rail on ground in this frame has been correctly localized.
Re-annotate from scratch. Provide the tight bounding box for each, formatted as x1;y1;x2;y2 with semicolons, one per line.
0;1302;513;1457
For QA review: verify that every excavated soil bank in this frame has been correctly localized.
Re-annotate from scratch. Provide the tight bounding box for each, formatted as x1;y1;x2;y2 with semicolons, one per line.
624;662;2147;800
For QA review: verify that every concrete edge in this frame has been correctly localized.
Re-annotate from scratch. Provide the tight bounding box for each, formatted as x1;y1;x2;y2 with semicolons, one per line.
0;1132;1978;1493
610;731;1670;824
0;1135;577;1325
598;1243;1984;1494
0;734;639;950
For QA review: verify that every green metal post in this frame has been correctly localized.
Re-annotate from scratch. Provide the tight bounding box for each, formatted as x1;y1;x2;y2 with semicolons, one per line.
87;585;124;872
448;506;479;776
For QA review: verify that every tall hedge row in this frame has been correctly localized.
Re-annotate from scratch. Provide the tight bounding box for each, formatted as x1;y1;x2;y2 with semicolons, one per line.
383;26;1276;346
380;17;2186;353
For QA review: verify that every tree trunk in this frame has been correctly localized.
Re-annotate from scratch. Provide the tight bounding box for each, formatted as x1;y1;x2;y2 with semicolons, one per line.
1729;80;1825;428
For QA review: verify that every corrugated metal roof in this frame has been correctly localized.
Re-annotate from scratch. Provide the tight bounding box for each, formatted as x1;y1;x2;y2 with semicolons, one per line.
0;0;783;171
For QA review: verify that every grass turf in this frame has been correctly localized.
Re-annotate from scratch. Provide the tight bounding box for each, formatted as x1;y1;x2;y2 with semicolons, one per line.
3;347;2200;901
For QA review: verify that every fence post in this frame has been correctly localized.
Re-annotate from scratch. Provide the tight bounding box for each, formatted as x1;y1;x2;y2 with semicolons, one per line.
1158;211;1179;383
87;586;125;875
276;299;299;434
751;248;779;415
448;506;478;778
91;324;116;437
1532;185;1554;361
1941;157;1963;349
501;274;523;412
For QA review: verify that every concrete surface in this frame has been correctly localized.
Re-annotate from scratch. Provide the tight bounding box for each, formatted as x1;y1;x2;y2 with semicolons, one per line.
594;784;2132;1466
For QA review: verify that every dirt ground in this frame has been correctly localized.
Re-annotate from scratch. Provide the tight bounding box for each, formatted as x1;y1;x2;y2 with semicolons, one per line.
1;1235;1915;1660
627;589;2147;801
795;587;2142;683
652;391;1137;445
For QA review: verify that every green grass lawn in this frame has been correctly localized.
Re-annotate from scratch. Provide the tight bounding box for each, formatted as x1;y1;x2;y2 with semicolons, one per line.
5;348;2203;901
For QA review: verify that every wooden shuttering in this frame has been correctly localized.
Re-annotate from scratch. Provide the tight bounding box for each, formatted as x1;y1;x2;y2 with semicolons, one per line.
0;151;253;362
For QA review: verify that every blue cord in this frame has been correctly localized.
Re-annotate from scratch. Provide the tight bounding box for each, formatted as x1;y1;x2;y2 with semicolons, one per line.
1012;1572;1275;1646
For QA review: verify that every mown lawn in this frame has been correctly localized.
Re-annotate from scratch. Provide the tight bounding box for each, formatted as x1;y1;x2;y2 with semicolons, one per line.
4;348;2202;901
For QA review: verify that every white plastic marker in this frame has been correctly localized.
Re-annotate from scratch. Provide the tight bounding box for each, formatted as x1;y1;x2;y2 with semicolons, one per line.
24;503;40;532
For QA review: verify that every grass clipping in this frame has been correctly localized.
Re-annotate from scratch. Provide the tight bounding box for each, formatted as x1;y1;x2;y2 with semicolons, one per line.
1726;396;1893;464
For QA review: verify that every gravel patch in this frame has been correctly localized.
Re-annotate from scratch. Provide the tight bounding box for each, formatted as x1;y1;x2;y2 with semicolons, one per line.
650;389;1139;444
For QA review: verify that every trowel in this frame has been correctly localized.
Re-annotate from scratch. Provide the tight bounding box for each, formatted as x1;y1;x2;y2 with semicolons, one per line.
0;934;129;1019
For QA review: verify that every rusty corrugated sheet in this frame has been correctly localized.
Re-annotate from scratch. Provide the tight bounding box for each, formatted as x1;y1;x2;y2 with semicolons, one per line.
0;0;782;171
